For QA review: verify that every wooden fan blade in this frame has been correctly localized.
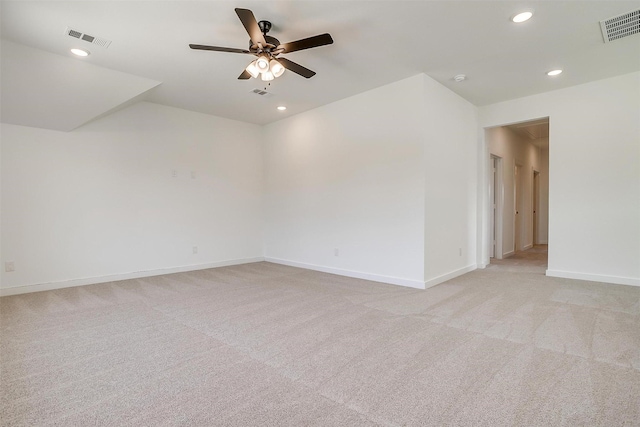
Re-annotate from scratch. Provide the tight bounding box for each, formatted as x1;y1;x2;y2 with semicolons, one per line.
278;33;333;54
238;69;252;80
189;44;251;54
235;8;267;47
277;57;316;78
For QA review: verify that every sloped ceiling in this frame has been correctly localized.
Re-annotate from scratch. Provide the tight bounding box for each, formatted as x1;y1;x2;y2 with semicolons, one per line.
1;40;160;131
1;1;639;129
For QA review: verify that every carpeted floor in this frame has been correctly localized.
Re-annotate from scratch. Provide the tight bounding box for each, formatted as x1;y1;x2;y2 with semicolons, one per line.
1;247;639;426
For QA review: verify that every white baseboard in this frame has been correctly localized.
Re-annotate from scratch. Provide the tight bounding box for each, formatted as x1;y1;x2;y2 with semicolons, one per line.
0;257;265;297
424;264;477;289
523;243;533;250
2;257;482;296
502;250;515;259
546;269;640;287
264;257;425;289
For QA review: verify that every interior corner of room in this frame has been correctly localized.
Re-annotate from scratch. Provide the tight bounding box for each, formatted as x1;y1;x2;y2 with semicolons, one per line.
1;2;639;294
2;3;640;425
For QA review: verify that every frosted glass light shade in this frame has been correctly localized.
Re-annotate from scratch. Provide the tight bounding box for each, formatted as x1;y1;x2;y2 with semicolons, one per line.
245;60;260;78
256;55;270;73
270;59;285;78
261;71;274;81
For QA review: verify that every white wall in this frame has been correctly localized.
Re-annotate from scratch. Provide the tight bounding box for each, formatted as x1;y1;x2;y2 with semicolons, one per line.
487;126;543;256
422;75;478;286
263;76;427;288
0;102;264;293
480;72;640;286
263;74;479;288
2;73;479;294
538;144;549;244
5;71;636;293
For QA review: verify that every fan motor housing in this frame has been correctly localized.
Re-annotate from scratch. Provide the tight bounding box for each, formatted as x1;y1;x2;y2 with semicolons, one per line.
249;35;280;51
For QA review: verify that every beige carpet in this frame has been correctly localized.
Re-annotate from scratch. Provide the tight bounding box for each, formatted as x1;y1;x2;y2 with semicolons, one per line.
1;248;639;426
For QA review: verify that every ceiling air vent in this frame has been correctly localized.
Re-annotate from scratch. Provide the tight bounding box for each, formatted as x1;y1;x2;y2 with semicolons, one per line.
65;27;112;48
251;88;273;98
600;9;640;43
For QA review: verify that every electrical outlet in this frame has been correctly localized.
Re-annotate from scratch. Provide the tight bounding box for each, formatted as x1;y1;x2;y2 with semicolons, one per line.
5;261;15;272
334;248;339;257
192;246;198;254
172;170;177;178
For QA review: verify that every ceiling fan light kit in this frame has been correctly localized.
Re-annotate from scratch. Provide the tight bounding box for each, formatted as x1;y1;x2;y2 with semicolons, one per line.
190;8;333;80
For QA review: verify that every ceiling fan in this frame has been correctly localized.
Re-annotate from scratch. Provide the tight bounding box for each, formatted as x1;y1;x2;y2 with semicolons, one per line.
189;8;333;81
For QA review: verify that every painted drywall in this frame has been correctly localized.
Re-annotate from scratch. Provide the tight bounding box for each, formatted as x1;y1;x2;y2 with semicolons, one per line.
422;75;478;285
538;144;549;244
479;72;640;286
0;102;264;292
263;75;427;287
487;126;544;256
0;40;161;132
263;74;479;288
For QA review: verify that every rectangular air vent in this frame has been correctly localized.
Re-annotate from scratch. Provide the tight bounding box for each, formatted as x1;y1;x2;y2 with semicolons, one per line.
250;88;274;98
65;27;112;49
600;9;640;43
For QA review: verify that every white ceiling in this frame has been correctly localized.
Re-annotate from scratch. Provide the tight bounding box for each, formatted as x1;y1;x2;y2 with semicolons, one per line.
2;1;640;130
1;40;160;131
506;118;549;148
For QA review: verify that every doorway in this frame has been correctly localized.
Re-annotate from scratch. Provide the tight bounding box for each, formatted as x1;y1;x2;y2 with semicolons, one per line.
483;117;549;268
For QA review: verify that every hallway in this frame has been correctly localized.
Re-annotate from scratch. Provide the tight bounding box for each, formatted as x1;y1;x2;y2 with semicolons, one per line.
487;245;548;274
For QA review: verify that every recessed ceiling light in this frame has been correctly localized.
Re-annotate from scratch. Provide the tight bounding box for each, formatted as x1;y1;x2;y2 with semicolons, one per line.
547;69;563;76
512;11;533;23
277;106;287;111
70;48;90;57
453;74;466;82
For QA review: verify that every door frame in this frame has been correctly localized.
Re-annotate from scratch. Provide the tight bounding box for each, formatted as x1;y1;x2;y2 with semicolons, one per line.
514;163;523;252
490;155;503;259
478;116;550;269
533;169;540;245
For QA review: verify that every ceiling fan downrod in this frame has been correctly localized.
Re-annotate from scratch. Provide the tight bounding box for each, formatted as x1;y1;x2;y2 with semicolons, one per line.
258;20;272;36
